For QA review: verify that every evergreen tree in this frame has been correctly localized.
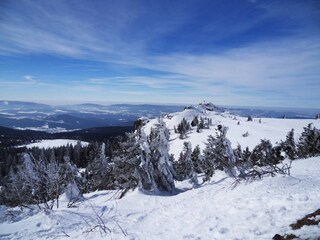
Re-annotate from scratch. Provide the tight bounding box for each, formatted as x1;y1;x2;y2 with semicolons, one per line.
112;132;141;190
250;139;273;166
148;118;176;192
85;143;112;192
197;117;205;133
233;146;252;178
6;153;39;205
176;118;190;139
191;116;199;127
280;129;296;160
271;145;284;163
60;156;83;204
297;123;320;158
202;135;217;181
4;153;62;208
191;145;203;173
137;130;155;191
203;126;237;181
176;142;198;185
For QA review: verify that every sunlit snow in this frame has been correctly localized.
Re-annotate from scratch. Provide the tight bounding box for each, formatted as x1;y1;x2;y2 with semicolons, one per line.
19;139;89;149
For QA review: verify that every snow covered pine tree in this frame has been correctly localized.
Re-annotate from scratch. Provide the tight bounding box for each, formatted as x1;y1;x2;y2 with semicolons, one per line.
148;118;176;192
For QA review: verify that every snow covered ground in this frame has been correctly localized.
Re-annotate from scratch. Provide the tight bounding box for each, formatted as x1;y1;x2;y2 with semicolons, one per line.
0;157;319;239
143;105;320;157
1;104;319;239
19;139;89;149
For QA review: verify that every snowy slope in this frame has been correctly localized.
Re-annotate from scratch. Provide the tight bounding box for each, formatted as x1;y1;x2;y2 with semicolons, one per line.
19;139;89;149
143;104;320;157
0;157;319;239
1;103;319;240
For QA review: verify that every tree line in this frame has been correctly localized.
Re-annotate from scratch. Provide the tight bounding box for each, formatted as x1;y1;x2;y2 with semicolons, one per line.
0;119;319;208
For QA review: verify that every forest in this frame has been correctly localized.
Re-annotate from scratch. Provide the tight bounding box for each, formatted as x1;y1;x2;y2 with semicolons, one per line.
0;118;319;209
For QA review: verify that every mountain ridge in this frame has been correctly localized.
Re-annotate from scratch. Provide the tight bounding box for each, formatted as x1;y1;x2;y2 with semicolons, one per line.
0;100;318;133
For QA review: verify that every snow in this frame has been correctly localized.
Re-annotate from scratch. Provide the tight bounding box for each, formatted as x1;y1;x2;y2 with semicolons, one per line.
1;104;320;239
14;126;71;133
0;157;319;239
19;139;89;149
143;107;320;157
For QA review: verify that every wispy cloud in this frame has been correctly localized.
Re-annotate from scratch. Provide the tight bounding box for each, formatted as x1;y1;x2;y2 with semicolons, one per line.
23;75;36;83
135;38;320;92
0;1;131;59
0;0;319;107
89;75;194;89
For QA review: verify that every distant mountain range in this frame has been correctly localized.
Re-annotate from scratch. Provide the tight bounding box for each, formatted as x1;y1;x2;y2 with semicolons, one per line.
0;101;184;132
0;100;319;133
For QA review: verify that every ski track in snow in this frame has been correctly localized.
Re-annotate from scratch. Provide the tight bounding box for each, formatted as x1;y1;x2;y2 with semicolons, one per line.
0;158;319;240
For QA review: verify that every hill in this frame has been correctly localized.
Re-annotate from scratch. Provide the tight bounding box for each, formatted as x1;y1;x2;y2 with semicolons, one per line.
0;101;184;131
143;103;320;157
0;102;319;239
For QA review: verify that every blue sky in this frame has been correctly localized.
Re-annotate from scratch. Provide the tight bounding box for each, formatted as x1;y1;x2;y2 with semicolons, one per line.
0;0;319;108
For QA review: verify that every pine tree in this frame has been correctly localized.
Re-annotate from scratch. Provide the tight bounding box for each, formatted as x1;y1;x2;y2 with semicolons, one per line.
5;153;62;208
191;145;203;173
203;126;237;181
60;156;83;204
6;153;39;205
281;129;296;160
176;142;198;185
197;117;205;132
85;143;112;191
202;135;217;181
137;130;155;191
148;118;176;192
112;132;141;190
176;118;190;139
233;146;252;178
191;116;199;127
297;123;320;157
217;126;237;176
250;139;274;166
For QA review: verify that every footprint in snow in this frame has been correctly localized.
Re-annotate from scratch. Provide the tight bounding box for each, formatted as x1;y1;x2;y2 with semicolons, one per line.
101;206;107;212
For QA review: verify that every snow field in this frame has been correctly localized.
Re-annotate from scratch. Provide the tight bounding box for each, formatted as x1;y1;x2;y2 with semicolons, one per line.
19;139;89;149
0;157;319;239
144;108;320;157
1;105;320;239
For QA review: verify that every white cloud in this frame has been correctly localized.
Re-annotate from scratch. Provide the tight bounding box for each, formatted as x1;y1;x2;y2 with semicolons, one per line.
23;75;33;81
0;1;319;107
133;38;320;92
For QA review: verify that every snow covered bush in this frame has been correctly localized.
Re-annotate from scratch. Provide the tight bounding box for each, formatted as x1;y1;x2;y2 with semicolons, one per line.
2;153;62;208
65;182;81;204
0;151;87;208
